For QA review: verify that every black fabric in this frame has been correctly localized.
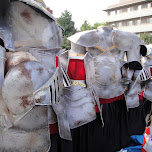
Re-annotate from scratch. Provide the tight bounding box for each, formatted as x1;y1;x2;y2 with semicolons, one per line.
50;99;130;152
50;115;107;152
0;39;4;47
102;99;130;152
49;133;73;152
140;45;147;57
71;113;110;152
127;100;146;136
0;0;10;20
128;61;142;70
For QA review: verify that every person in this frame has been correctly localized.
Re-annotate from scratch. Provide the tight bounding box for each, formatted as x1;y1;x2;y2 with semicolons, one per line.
60;27;129;152
141;46;152;127
66;26;147;151
0;0;63;151
51;41;105;152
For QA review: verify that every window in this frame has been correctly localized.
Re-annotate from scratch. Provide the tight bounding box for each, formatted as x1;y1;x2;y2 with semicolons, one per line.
126;21;130;26
122;21;127;26
107;11;111;16
141;18;147;24
122;8;127;13
122;21;131;27
147;18;152;24
130;5;138;11
151;3;152;8
141;3;147;9
132;20;136;25
128;21;132;26
147;18;150;24
115;22;119;27
119;8;127;13
115;10;117;14
133;19;140;26
133;6;138;11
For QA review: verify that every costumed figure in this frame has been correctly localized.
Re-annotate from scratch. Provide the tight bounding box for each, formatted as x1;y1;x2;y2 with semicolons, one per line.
120;35;148;136
51;39;104;152
141;45;152;127
67;26;147;151
0;0;67;151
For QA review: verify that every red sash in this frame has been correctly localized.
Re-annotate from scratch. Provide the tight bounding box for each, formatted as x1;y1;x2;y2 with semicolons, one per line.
95;94;124;113
67;59;86;80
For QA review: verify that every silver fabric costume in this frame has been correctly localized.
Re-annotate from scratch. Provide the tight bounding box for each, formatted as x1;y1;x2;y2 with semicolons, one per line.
142;47;152;102
68;27;147;108
0;0;64;151
93;50;124;99
53;44;98;139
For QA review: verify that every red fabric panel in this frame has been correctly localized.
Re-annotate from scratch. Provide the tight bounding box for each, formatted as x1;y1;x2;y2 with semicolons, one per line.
141;127;150;152
95;105;100;113
49;123;59;135
95;94;124;113
139;94;143;101
56;56;58;68
67;59;86;80
99;94;124;104
141;148;146;152
150;67;152;76
142;91;144;97
145;127;150;135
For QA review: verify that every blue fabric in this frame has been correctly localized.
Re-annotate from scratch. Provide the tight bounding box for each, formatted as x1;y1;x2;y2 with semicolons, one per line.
130;135;144;145
118;135;144;152
123;145;142;151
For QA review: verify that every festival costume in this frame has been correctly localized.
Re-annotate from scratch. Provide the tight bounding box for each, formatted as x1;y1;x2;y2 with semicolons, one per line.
66;27;148;151
91;50;129;151
0;2;148;150
125;69;147;136
0;0;64;151
142;53;152;102
50;42;107;152
53;44;98;133
127;95;146;136
141;50;152;127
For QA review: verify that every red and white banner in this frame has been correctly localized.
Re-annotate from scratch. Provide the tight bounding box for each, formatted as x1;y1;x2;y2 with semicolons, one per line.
141;127;152;152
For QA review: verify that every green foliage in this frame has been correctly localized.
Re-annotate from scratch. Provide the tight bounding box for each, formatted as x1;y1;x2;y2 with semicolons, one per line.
62;33;72;50
92;21;109;29
57;10;76;50
80;20;92;31
57;10;109;49
80;20;109;31
140;33;152;45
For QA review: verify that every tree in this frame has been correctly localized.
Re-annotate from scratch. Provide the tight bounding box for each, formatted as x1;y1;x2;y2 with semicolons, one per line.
80;20;92;31
140;33;152;45
57;10;76;50
92;21;109;29
80;20;109;31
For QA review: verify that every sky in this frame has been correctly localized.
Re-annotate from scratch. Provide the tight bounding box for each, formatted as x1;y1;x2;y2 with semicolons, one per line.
43;0;119;29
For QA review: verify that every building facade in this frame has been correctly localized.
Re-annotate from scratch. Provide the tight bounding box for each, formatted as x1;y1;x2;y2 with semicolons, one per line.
103;0;152;35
